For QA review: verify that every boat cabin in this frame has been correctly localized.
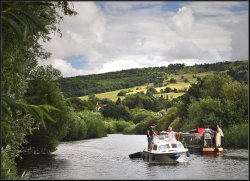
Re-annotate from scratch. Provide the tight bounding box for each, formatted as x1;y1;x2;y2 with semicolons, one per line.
152;141;185;152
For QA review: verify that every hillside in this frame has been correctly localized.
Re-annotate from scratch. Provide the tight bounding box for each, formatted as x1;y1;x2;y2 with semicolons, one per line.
57;60;248;99
79;71;214;102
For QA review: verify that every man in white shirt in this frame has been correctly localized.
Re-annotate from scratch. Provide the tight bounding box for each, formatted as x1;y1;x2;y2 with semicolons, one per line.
217;124;224;147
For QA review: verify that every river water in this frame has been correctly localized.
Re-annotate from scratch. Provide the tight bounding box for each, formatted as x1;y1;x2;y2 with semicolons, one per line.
17;134;249;180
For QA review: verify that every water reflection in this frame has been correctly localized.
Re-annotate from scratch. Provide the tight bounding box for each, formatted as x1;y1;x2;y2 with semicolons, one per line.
16;134;249;180
16;154;70;178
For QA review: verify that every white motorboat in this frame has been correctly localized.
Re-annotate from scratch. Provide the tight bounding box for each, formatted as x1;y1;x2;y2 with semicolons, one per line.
142;134;190;163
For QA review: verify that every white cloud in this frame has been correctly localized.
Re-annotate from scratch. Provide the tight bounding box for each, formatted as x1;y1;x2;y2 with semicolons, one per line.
230;14;249;60
39;1;248;77
39;58;85;77
172;7;194;35
99;60;141;73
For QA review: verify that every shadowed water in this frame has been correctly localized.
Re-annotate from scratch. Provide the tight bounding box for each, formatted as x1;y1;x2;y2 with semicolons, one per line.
17;134;249;180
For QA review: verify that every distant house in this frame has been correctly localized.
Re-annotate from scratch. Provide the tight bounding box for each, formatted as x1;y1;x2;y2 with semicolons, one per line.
96;102;106;111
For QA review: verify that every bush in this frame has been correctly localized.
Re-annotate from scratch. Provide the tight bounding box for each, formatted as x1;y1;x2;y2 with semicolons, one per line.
224;123;248;148
184;78;189;83
101;103;132;121
115;120;133;132
169;78;177;83
164;87;172;93
123;124;136;134
79;111;106;138
1;146;18;179
117;90;127;96
104;121;117;134
63;112;87;141
134;116;158;134
103;118;134;133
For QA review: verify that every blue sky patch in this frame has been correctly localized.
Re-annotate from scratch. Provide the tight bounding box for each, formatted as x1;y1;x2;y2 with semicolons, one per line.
161;1;183;12
64;55;88;70
230;2;248;12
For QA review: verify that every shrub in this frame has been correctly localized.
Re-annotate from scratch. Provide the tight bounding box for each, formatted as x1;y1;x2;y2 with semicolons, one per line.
103;118;134;133
123;124;136;134
169;78;177;83
79;111;106;138
224;123;248;148
63;112;87;141
117;90;127;96
1;146;18;179
184;78;189;83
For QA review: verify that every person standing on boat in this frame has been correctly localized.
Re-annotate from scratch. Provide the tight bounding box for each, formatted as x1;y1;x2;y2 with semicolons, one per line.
167;126;176;141
146;123;157;151
217;124;224;147
204;125;212;147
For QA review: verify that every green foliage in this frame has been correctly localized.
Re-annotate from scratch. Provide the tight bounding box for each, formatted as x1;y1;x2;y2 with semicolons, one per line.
146;87;157;95
134;115;159;134
179;72;248;133
57;60;248;99
63;112;87;141
169;78;177;83
23;66;71;153
158;107;179;131
130;108;162;124
78;111;106;139
104;120;117;134
184;78;189;83
122;94;164;112
58;68;163;97
67;97;95;111
199;73;232;99
117;90;127;96
1;114;38;158
116;120;134;132
101;103;132;121
226;61;248;83
164;87;172;93
123;124;136;134
103;118;134;133
116;97;122;105
1;1;78;178
182;97;223;131
220;81;248;126
1;146;18;179
170;117;181;131
223;123;248;148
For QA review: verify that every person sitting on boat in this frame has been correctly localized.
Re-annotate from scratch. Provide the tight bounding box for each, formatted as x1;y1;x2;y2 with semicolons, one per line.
167;126;176;141
146;123;158;151
204;125;212;147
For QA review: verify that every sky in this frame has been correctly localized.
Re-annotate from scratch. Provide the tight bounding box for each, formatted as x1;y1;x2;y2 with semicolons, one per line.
38;1;249;77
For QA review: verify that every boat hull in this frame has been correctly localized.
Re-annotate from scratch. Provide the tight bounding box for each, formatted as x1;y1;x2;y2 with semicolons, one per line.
142;150;189;163
202;147;223;154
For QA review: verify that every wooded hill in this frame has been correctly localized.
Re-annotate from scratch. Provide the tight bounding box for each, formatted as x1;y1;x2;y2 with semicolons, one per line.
57;60;248;98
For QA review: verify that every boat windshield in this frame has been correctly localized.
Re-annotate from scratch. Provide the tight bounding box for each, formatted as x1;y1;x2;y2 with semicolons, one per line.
171;143;183;149
158;144;170;151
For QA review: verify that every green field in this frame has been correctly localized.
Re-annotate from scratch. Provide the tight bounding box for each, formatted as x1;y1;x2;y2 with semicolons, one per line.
79;72;213;102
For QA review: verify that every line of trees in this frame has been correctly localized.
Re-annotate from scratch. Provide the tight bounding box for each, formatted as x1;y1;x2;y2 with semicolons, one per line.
57;61;248;98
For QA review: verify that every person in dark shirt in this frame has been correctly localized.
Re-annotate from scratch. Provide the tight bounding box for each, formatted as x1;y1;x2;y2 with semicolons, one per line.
146;123;157;151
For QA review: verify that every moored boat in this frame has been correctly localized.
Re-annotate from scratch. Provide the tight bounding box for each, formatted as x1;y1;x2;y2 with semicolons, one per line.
177;127;224;154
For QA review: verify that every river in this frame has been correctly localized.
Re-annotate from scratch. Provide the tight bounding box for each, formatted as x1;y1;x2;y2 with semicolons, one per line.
17;134;249;180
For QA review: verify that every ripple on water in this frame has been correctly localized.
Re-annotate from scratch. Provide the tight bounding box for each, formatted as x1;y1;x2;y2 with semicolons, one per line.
17;134;249;180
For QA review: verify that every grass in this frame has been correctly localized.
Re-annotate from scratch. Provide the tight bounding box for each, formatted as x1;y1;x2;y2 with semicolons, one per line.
79;72;213;102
